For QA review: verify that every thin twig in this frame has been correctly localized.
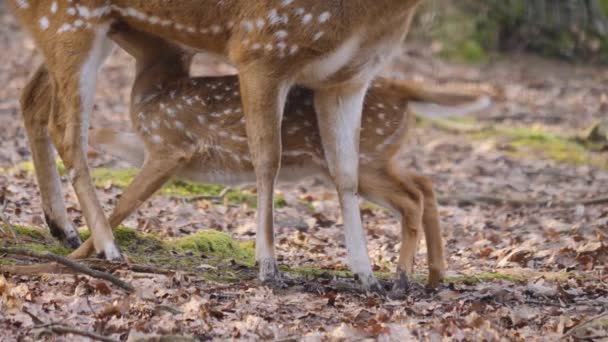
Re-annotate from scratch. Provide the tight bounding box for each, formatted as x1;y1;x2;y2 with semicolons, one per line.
438;194;608;208
40;325;120;342
0;247;134;293
185;187;232;203
25;306;148;341
0;259;174;277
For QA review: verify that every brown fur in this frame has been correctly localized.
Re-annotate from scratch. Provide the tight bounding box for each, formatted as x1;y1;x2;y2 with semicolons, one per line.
9;0;423;289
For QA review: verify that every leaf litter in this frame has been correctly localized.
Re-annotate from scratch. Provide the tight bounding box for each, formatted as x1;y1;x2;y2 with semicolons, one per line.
0;4;607;341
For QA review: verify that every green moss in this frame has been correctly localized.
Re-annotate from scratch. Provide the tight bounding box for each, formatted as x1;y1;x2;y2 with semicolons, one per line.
424;117;608;169
172;230;255;266
14;162;286;207
509;132;591;166
12;225;47;240
92;168;138;188
163;180;223;197
1;225;71;260
21;243;71;256
3;225;583;287
444;272;523;284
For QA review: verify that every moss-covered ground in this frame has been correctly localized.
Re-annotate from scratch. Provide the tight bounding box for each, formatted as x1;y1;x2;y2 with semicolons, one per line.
12;161;286;208
420;117;608;170
2;224;579;286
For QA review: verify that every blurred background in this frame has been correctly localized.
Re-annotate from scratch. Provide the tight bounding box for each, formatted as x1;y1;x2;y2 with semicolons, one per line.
412;0;608;64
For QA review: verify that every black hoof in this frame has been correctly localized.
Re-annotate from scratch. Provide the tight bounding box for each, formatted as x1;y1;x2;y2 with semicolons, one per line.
45;213;82;249
391;269;410;293
357;273;386;295
258;259;287;288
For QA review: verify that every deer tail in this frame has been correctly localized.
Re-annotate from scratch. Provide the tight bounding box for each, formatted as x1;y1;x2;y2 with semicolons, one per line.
384;79;493;120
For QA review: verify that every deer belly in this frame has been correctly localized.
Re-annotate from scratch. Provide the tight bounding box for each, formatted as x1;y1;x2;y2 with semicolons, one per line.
175;155;325;187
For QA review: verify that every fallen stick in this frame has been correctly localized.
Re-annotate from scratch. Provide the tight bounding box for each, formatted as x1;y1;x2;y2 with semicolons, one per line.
40;325;120;342
0;247;134;293
438;194;608;207
1;259;174;277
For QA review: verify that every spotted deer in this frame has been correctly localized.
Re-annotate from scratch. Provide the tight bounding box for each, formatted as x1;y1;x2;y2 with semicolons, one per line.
72;25;488;289
10;0;424;291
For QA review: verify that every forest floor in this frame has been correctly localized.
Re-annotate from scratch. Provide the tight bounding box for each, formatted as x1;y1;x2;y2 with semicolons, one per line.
1;3;607;341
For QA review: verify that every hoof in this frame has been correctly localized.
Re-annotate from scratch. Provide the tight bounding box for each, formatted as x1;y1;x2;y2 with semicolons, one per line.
258;258;285;287
391;269;410;293
358;273;385;295
64;235;83;249
45;213;82;249
427;267;445;288
96;242;124;262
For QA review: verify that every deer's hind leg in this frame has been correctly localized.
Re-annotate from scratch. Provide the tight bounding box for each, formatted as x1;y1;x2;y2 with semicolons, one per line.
386;162;445;289
70;150;188;259
20;64;81;248
410;174;445;287
359;168;423;292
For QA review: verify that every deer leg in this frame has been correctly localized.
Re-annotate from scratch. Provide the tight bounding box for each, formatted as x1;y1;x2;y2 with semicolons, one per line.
238;67;290;283
410;174;445;287
20;64;81;248
44;27;121;260
314;83;383;293
385;168;424;292
70;153;185;259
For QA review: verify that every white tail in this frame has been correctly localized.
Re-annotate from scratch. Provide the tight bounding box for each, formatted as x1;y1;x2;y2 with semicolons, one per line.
11;0;427;290
409;95;492;120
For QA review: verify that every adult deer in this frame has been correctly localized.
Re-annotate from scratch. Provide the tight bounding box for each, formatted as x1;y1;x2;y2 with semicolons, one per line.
10;0;423;291
86;26;488;289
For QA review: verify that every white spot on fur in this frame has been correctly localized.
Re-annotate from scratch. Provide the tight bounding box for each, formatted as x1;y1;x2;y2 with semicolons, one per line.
39;17;50;30
318;12;331;23
313;31;324;41
302;13;313;24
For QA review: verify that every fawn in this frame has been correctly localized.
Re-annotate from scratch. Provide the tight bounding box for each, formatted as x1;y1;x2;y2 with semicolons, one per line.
10;0;424;291
76;26;487;289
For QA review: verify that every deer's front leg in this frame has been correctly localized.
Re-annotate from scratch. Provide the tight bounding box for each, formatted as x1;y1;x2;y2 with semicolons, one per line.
21;65;81;248
238;66;290;283
45;28;121;260
315;83;383;294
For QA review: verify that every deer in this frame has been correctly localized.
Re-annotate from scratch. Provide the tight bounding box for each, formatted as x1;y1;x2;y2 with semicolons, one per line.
10;0;425;292
68;25;489;290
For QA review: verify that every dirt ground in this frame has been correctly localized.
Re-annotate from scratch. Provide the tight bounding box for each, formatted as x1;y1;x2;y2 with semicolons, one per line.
1;2;607;341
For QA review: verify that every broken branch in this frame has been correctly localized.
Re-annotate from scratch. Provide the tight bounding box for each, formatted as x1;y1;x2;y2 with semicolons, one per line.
0;247;134;293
